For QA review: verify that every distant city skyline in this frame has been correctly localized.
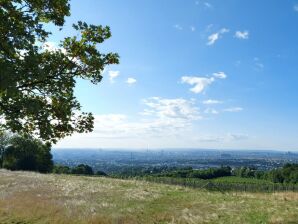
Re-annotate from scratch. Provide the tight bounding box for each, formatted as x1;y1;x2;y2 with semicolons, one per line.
54;0;298;150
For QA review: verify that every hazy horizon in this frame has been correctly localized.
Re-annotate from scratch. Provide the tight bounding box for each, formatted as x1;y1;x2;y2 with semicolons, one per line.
52;147;298;152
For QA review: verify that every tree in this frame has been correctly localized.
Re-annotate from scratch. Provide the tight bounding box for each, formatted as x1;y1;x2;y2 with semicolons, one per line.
53;164;71;174
71;164;94;175
3;135;53;172
0;0;119;143
96;170;107;176
0;132;10;168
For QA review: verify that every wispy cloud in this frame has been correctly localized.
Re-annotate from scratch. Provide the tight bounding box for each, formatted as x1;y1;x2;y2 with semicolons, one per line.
173;24;183;30
294;4;298;12
213;72;227;79
108;70;120;83
203;99;223;105
195;1;213;9
181;72;227;94
197;133;248;142
126;77;137;85
235;30;249;39
190;26;196;32
204;108;219;114
207;28;229;45
223;107;243;112
204;2;213;8
253;57;264;71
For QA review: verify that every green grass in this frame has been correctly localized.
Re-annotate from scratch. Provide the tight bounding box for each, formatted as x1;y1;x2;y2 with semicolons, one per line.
1;169;298;224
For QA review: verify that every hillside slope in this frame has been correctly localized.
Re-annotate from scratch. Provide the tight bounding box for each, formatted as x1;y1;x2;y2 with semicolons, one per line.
0;170;297;224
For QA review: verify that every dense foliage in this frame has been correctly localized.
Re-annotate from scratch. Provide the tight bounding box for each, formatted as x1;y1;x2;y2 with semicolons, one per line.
71;164;94;175
0;0;119;143
1;134;53;172
232;165;298;184
161;166;232;179
52;164;71;174
53;164;107;176
0;132;9;168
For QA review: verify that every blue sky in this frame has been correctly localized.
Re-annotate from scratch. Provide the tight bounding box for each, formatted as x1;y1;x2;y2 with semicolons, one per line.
54;0;298;150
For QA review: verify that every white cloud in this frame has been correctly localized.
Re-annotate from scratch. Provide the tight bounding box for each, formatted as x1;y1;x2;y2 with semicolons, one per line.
294;4;298;12
207;33;219;45
108;71;120;83
42;41;59;52
235;31;249;39
126;77;137;85
207;28;229;45
174;24;183;30
181;76;215;93
190;26;196;32
58;97;201;142
203;99;223;105
142;97;201;121
213;72;227;79
41;42;68;57
181;72;227;94
223;107;243;112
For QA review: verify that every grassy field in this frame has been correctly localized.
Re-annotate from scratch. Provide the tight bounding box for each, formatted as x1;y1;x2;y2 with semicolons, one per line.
0;170;298;224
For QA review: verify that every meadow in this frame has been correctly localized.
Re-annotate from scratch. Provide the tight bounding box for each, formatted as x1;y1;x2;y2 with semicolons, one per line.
1;169;298;224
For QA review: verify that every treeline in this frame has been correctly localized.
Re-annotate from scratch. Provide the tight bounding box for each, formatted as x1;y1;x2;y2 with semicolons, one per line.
53;164;107;176
157;165;298;184
234;165;298;184
156;164;298;184
109;165;232;179
157;166;232;179
112;165;298;185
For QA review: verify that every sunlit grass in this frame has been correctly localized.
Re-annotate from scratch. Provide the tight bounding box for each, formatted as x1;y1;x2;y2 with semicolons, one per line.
1;169;298;223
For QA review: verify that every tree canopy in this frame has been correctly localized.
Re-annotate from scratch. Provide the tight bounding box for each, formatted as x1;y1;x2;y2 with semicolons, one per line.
0;0;119;143
2;134;53;173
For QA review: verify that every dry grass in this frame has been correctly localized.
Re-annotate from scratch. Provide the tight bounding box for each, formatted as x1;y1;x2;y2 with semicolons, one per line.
0;169;298;224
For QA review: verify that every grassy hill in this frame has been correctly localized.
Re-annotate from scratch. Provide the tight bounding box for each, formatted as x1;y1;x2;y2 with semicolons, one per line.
0;170;298;224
